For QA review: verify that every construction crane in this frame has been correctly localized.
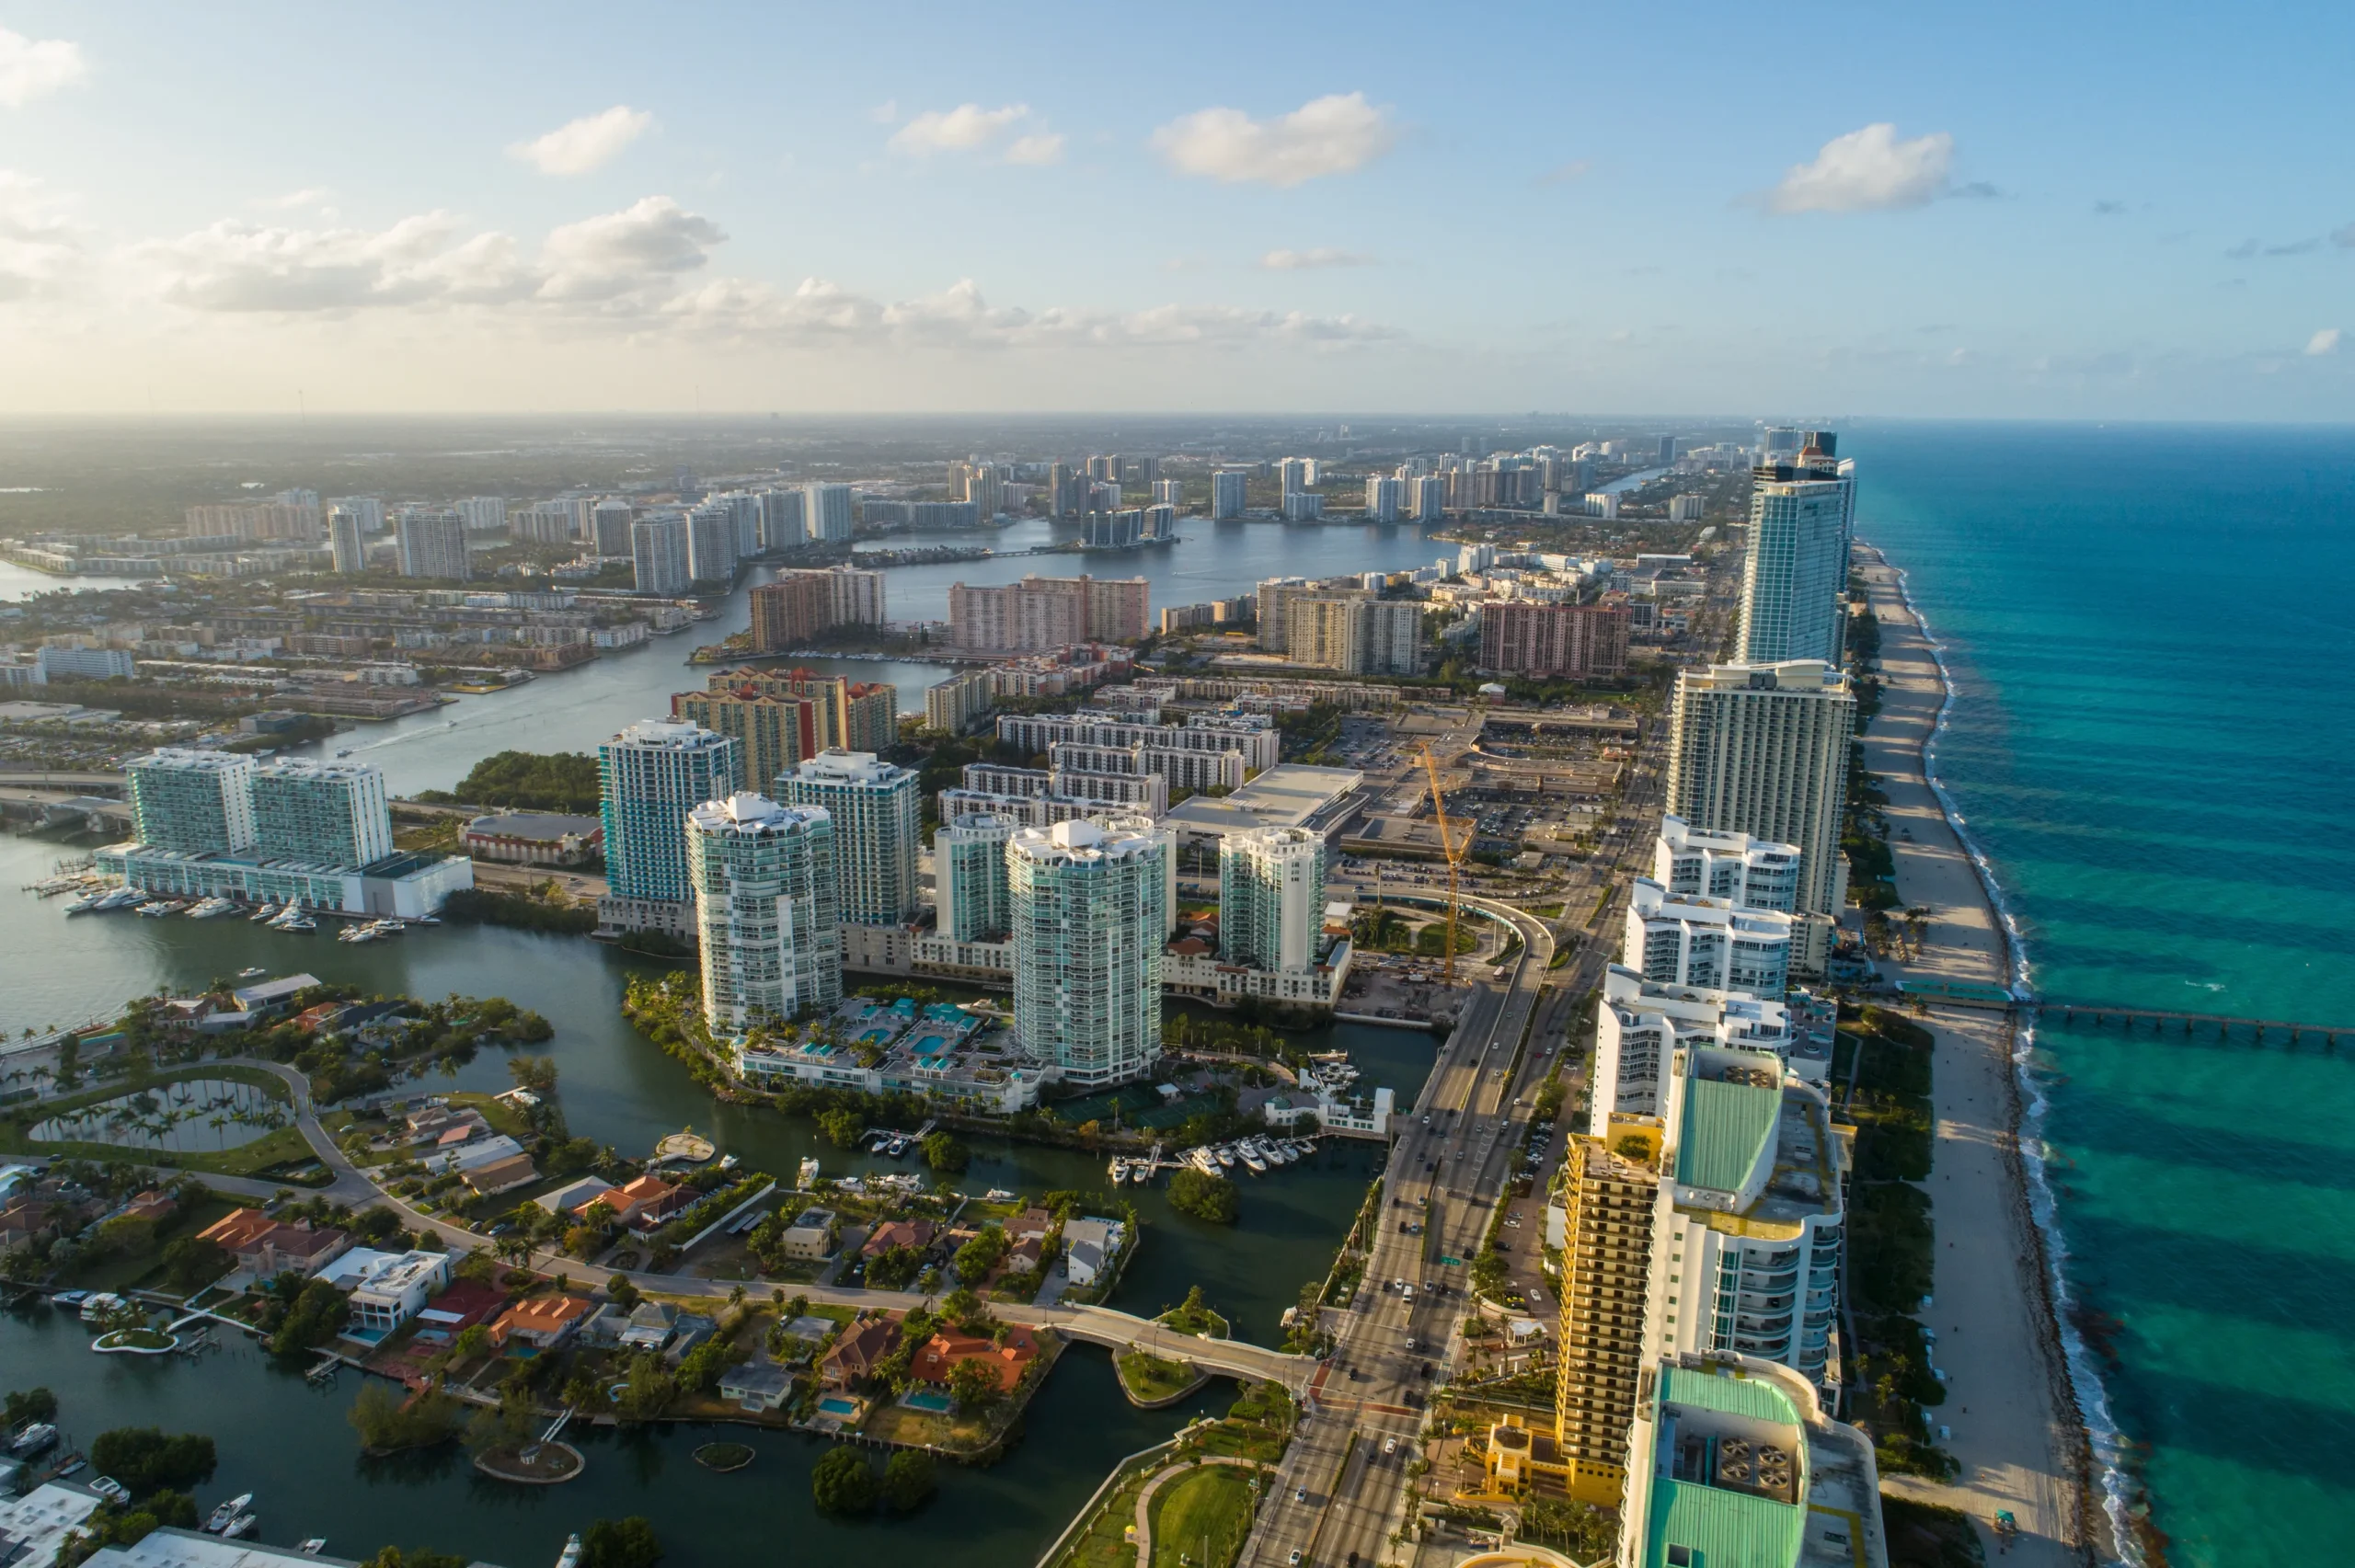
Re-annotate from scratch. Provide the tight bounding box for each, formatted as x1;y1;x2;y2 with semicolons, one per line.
1417;743;1468;984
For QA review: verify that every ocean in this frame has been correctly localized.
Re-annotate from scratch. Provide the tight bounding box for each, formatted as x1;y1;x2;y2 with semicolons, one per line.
1854;422;2355;1568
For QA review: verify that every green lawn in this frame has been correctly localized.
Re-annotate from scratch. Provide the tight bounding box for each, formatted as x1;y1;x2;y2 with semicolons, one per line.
0;1063;310;1178
1116;1351;1202;1403
1148;1465;1258;1568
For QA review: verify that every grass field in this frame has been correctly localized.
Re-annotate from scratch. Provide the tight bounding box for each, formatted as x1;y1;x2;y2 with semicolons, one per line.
1148;1465;1257;1568
1116;1351;1203;1404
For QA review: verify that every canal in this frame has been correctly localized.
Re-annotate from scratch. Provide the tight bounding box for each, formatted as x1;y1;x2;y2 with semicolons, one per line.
0;830;1430;1566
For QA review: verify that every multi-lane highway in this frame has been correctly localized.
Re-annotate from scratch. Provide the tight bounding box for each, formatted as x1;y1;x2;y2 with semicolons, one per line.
1239;736;1676;1568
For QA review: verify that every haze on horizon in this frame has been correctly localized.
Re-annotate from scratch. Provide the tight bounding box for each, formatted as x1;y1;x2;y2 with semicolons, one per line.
1;0;2349;421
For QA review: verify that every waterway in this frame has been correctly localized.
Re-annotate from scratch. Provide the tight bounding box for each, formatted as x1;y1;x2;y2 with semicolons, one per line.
0;824;1428;1565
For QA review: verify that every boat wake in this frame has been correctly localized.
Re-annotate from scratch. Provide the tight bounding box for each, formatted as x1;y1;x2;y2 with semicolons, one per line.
1888;556;2143;1568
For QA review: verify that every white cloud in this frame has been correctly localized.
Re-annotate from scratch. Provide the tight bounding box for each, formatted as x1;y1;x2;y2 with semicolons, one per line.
538;196;726;303
135;195;723;315
1259;247;1373;270
2307;327;2342;357
0;171;82;300
1005;133;1065;166
0;26;86;108
507;106;654;177
1538;160;1591;187
1151;92;1395;187
868;99;898;125
890;104;1030;155
1765;123;1959;214
249;188;332;211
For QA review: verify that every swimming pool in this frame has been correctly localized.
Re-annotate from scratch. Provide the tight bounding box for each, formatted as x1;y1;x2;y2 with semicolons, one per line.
900;1389;952;1413
815;1395;861;1417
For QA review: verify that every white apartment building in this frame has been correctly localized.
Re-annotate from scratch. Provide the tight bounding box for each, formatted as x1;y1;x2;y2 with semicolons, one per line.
1639;1045;1846;1393
126;749;257;854
328;509;365;573
688;793;842;1031
1212;470;1248;520
686;503;737;585
394;509;469;581
780;749;921;927
631;515;690;595
1007;817;1171;1086
1664;661;1854;973
1741;464;1855;664
249;758;394;869
935;811;1017;942
1653;815;1802;912
1624;878;1792;998
1364;475;1403;522
1588;963;1801;1132
598;718;739;936
1219;824;1327;973
454;496;507;532
806;482;854;543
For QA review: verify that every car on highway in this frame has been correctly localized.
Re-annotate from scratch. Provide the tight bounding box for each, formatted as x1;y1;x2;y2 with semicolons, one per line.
1296;1487;1308;1503
1384;1436;1398;1455
1290;1553;1304;1566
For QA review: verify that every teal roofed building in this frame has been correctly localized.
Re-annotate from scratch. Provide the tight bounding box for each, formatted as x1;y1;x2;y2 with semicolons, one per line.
1618;1353;1888;1568
1641;1046;1849;1395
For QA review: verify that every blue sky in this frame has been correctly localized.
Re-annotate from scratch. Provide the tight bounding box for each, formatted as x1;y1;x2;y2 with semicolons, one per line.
3;0;2351;417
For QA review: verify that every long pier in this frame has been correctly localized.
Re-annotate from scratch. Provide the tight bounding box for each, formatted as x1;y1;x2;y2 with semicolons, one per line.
2040;1002;2348;1045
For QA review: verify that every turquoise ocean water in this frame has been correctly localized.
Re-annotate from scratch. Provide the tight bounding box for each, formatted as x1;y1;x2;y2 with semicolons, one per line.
1854;423;2355;1568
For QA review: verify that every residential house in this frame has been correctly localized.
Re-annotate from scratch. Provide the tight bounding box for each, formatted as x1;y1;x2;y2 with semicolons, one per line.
410;1278;508;1345
820;1313;902;1389
0;1482;105;1568
775;1314;834;1364
489;1293;592;1349
1062;1216;1127;1288
779;1207;839;1261
461;1152;539;1198
425;1133;525;1177
616;1301;681;1352
534;1177;617;1217
1006;1207;1055;1245
117;1190;178;1226
664;1312;718;1365
860;1218;936;1259
197;1208;353;1277
718;1358;794;1413
912;1324;1040;1395
0;1201;61;1252
604;1174;693;1230
317;1250;452;1337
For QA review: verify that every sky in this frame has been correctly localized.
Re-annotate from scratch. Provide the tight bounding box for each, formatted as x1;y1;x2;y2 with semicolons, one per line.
2;0;2352;419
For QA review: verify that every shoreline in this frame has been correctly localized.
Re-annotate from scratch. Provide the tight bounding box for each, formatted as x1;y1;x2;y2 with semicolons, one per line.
1874;550;2142;1566
1852;545;2114;1566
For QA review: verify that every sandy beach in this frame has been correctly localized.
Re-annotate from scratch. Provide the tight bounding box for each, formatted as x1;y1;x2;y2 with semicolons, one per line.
1853;548;2100;1566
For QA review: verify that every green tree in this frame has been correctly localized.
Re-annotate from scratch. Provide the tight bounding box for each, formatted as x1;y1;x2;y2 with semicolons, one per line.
266;1279;350;1357
919;1131;969;1173
159;1237;232;1292
816;1107;867;1149
810;1445;879;1515
348;1383;464;1454
580;1517;661;1568
1167;1168;1239;1225
86;1429;216;1496
952;1226;1007;1286
946;1358;1001;1411
881;1449;937;1513
4;1388;58;1429
507;1056;559;1093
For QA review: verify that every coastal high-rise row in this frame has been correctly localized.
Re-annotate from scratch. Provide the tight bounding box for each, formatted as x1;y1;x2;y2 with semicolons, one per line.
126;750;257;854
935;811;1018;943
1219;825;1327;973
1740;433;1855;665
779;749;922;928
1549;1123;1660;1503
1663;659;1853;973
631;515;690;596
1588;964;1800;1133
806;483;854;543
747;567;887;651
597;719;740;937
1478;601;1631;680
1651;815;1801;912
249;759;393;869
1007;816;1171;1087
394;509;469;581
1639;1045;1845;1391
1623;878;1792;998
328;509;365;574
672;670;894;793
947;575;1150;652
686;793;841;1033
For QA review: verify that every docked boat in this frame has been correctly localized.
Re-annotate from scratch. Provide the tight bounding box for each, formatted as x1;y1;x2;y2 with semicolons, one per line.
1236;1142;1269;1176
249;903;280;922
1107;1158;1128;1185
223;1514;258;1540
9;1424;57;1458
51;1290;87;1310
1213;1145;1236;1170
135;900;184;918
236;967;267;979
185;897;238;919
206;1494;254;1534
87;1477;128;1505
1188;1148;1224;1177
62;893;100;915
555;1535;582;1568
79;1292;127;1324
336;924;376;944
797;1157;821;1187
982;1188;1015;1203
299;1540;327;1556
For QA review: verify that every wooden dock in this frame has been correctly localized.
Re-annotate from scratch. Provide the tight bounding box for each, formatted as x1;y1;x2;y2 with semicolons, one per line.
2040;1002;2349;1045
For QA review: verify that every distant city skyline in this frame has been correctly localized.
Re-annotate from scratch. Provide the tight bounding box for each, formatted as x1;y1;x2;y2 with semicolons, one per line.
1;2;2351;418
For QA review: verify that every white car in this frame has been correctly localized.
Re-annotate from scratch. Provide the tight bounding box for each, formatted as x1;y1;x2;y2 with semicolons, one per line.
1384;1436;1398;1455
